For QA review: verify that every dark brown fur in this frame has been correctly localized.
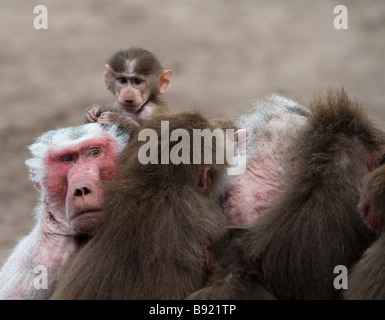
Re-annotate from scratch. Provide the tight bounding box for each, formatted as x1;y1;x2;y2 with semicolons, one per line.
108;47;162;76
188;228;277;300
188;89;385;300
344;164;385;300
51;111;233;299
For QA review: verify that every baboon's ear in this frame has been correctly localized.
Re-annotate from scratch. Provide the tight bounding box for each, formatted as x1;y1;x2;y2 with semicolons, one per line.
104;64;113;90
157;70;172;94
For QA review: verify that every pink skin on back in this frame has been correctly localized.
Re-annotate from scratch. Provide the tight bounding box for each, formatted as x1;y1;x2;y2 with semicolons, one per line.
225;115;307;226
226;112;385;227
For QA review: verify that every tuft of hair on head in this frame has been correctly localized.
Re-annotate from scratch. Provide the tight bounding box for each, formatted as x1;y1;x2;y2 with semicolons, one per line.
108;46;163;76
308;88;385;149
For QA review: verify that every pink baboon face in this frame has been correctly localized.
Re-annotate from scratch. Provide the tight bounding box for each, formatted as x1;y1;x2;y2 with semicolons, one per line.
43;135;121;234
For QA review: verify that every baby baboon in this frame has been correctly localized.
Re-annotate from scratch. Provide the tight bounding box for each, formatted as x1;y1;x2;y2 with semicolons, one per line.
85;46;172;133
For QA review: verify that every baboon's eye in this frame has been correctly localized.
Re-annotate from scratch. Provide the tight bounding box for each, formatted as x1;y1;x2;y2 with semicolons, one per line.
60;155;76;163
88;148;101;157
133;78;143;85
117;77;128;84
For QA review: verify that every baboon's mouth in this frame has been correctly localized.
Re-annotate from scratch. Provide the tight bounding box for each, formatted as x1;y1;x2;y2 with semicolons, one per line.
71;209;104;235
74;208;103;218
122;105;141;113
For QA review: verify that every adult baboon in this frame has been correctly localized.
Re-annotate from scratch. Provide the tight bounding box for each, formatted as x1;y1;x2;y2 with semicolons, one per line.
0;124;130;299
189;89;385;300
52;111;237;299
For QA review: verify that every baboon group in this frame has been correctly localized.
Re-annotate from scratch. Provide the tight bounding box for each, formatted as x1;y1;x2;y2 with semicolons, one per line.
1;47;385;300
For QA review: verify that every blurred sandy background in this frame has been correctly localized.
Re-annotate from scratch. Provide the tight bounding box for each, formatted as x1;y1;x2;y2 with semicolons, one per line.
0;0;384;265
